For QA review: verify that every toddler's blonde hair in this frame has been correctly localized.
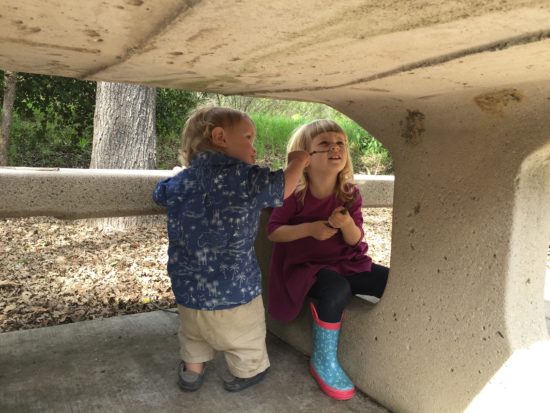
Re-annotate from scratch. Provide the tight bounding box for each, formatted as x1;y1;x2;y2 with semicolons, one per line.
178;105;253;166
287;119;355;203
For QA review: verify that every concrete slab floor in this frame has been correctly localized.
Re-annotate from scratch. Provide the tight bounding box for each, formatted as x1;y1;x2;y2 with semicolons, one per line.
0;310;390;413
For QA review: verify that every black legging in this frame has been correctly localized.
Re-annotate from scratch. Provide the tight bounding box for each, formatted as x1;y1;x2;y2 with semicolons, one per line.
307;264;389;323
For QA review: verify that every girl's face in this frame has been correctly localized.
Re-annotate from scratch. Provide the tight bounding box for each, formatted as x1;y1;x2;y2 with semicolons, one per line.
308;132;348;173
222;117;257;164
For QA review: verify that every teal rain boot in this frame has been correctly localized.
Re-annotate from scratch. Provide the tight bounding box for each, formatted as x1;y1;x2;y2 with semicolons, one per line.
309;303;355;400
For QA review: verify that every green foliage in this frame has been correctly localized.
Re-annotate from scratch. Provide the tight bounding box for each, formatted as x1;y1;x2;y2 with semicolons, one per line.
156;131;181;170
1;71;95;167
9;111;92;167
208;94;392;174
250;113;302;169
156;89;206;138
155;89;206;169
13;72;97;135
1;72;205;168
209;94;338;119
1;72;392;173
249;110;392;174
331;114;393;175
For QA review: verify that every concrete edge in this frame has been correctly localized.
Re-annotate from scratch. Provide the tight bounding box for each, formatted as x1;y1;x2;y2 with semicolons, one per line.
0;168;394;219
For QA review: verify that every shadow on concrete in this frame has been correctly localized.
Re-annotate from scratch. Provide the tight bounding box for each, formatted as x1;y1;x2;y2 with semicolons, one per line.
0;310;390;413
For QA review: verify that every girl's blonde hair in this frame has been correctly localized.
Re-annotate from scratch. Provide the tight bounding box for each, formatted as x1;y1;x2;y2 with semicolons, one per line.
178;105;253;166
287;119;355;203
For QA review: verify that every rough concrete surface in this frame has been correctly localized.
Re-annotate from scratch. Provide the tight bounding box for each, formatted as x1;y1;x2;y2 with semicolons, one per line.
1;1;549;96
0;168;172;219
0;311;389;413
0;170;393;219
1;1;549;412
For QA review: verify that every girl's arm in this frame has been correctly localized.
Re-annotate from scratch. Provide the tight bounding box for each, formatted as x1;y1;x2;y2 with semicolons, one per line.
330;208;362;246
268;189;336;243
268;221;337;242
327;188;364;246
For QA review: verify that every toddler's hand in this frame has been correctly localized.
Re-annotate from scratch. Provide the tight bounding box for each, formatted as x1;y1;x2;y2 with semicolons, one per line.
172;166;183;175
327;206;353;229
310;220;338;240
287;150;310;167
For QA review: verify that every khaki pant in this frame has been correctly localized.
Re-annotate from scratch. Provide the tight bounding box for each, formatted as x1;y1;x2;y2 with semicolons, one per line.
177;296;270;378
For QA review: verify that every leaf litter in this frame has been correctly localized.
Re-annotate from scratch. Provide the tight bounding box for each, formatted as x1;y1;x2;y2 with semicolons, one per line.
0;209;393;332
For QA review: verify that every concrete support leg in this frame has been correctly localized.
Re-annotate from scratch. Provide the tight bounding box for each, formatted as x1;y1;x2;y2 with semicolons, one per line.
261;86;549;412
344;89;550;412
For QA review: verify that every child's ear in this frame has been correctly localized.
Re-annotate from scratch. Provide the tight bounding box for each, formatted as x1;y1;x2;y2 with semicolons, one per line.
211;127;227;148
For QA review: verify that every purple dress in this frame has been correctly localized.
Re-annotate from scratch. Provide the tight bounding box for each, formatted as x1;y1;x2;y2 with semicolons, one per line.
267;186;372;322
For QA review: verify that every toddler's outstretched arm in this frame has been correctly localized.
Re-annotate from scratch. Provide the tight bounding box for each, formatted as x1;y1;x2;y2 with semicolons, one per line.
283;150;309;199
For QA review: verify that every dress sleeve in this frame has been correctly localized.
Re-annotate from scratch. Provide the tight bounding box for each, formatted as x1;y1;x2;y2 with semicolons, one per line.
267;194;298;235
348;187;365;242
245;166;285;209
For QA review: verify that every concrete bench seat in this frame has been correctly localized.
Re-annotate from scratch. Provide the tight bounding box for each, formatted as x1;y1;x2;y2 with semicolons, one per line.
0;168;394;362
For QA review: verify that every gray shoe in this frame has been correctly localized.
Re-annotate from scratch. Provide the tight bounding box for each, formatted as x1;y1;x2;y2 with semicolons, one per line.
177;361;205;392
223;368;268;392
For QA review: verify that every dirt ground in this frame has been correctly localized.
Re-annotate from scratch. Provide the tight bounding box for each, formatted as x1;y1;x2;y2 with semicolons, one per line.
0;209;393;332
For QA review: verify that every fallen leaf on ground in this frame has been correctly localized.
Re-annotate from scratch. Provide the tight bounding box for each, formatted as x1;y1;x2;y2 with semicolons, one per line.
0;210;394;332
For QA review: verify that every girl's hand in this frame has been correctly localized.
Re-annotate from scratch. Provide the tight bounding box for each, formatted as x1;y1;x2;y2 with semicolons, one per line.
172;166;183;175
327;206;354;229
310;221;338;240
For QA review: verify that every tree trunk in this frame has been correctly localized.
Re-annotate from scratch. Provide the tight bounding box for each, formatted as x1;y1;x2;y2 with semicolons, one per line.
0;71;17;166
88;81;157;231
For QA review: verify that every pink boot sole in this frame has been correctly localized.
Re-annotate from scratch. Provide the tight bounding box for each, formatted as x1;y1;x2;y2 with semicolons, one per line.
309;363;355;400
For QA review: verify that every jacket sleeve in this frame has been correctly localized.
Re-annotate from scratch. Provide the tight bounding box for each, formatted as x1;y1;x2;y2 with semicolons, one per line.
348;187;365;243
267;194;297;235
152;178;172;206
245;165;285;209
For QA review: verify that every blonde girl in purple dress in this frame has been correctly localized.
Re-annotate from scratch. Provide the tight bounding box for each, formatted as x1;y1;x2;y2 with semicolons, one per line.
267;119;389;400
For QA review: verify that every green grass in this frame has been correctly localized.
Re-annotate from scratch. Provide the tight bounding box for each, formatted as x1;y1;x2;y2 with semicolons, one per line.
251;112;393;174
251;114;304;169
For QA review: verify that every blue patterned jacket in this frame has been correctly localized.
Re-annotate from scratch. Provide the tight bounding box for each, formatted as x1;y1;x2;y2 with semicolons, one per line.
153;151;284;310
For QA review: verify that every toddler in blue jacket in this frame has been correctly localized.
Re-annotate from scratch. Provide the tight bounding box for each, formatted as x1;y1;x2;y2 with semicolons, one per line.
153;106;308;392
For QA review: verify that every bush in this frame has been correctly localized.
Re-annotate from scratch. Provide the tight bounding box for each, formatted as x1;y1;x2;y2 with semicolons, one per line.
156;131;181;170
2;72;392;173
8;110;92;167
